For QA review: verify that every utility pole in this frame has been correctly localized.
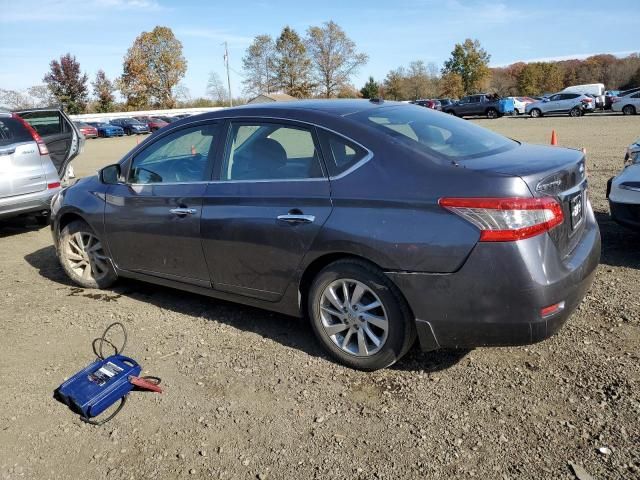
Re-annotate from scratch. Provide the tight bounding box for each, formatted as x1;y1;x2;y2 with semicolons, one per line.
222;41;233;107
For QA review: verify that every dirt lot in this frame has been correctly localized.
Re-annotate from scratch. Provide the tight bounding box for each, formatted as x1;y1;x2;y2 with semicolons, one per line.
1;114;638;480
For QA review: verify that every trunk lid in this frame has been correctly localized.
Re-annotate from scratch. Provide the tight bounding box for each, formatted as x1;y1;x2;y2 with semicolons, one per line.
459;143;588;257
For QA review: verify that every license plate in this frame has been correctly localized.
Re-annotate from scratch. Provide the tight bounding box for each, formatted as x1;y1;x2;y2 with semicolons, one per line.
569;191;583;229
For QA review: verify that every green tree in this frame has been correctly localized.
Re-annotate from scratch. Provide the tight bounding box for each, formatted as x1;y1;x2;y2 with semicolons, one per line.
306;21;368;97
43;53;89;114
120;26;187;109
517;62;564;96
360;76;379;99
242;34;277;95
92;70;115;113
274;26;314;98
442;39;491;95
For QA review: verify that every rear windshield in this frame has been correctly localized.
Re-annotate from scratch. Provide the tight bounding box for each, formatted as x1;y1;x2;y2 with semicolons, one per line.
0;117;33;147
348;105;517;161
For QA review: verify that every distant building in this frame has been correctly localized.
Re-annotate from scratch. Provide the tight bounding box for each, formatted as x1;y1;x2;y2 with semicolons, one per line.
247;93;297;104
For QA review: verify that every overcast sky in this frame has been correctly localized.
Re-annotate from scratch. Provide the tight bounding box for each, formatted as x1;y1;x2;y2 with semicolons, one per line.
1;0;638;98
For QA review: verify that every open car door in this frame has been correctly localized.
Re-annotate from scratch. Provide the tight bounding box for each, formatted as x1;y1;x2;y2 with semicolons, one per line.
13;108;83;180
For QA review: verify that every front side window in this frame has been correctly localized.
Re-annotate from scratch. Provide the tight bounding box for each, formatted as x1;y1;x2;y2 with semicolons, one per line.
129;123;216;184
348;105;517;161
222;122;323;181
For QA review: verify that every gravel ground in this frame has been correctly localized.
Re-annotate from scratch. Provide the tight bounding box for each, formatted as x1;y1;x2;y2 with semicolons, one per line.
0;113;638;480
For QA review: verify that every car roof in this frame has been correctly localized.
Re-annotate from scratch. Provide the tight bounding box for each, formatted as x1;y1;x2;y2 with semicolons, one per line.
227;99;396;117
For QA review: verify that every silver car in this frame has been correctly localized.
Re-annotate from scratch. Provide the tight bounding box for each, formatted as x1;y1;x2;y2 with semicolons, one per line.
525;92;593;117
611;90;640;115
0;109;81;223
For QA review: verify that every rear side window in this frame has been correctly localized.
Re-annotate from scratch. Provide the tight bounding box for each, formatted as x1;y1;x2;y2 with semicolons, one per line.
18;111;64;136
565;93;580;100
348;105;516;161
0;117;33;146
319;131;369;176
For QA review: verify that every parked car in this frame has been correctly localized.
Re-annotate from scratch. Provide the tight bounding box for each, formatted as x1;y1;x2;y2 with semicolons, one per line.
611;90;640;115
154;115;180;124
434;98;455;109
134;116;169;132
607;137;640;230
443;94;513;118
1;109;81;223
110;118;150;135
412;99;440;110
604;90;620;110
50;100;600;370
87;122;124;138
525;92;593;117
73;121;98;139
511;97;536;115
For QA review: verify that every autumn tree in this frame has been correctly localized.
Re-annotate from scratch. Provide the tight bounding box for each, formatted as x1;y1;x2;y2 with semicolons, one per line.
206;72;228;104
439;72;465;98
92;70;115;113
120;26;187;109
274;26;314;98
242;34;277;95
43;53;88;114
517;62;564;96
306;21;368;97
359;76;379;99
442;39;491;95
383;67;407;100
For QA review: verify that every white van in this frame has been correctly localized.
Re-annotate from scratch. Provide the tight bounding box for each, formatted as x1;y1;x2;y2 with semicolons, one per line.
562;84;605;109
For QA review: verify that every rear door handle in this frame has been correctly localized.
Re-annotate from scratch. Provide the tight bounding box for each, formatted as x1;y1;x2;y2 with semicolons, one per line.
277;214;315;224
170;208;197;216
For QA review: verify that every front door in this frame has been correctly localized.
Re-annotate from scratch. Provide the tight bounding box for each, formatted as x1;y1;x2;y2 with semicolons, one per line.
201;120;332;301
103;122;219;287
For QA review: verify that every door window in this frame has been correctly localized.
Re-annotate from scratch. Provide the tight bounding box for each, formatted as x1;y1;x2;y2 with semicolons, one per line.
222;123;323;180
320;131;369;176
129;124;216;184
18;111;64;136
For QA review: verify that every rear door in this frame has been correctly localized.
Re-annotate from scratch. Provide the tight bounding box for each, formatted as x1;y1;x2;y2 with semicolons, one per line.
201;119;332;301
0;115;45;198
14;109;82;177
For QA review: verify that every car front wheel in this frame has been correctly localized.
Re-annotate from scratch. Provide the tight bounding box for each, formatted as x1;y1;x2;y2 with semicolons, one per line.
58;220;118;289
530;108;542;118
308;259;415;371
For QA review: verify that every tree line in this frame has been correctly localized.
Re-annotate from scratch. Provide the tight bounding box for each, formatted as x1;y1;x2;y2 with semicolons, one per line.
0;22;638;114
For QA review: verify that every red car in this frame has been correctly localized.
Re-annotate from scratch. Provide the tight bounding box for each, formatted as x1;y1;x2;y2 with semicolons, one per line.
134;116;169;132
73;121;98;139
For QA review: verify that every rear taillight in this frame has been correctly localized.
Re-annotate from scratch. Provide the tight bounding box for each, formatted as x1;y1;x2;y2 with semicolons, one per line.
47;182;61;189
11;113;49;156
438;197;564;242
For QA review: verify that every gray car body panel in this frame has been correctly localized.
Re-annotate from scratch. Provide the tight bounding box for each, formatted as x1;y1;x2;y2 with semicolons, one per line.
51;100;601;349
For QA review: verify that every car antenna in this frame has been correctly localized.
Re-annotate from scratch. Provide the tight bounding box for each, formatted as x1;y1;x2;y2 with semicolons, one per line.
369;98;384;104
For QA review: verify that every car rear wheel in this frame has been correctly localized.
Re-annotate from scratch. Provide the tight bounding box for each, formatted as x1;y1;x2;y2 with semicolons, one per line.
530;108;542;118
569;107;582;117
622;105;636;115
308;259;415;371
58;220;118;289
486;108;498;119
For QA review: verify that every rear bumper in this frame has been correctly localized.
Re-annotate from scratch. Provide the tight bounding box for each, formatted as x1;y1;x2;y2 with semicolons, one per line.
387;207;600;350
0;187;59;220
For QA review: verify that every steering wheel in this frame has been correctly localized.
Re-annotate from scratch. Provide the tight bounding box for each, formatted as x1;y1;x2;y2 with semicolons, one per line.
174;155;205;182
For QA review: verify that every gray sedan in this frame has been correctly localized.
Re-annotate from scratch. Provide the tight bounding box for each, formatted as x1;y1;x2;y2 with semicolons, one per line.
49;100;600;370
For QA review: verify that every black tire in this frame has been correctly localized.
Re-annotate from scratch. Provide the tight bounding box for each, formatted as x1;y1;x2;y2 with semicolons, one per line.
58;219;118;289
622;105;636;115
530;108;542;118
125;128;131;135
486;108;498;119
569;107;582;117
308;259;416;371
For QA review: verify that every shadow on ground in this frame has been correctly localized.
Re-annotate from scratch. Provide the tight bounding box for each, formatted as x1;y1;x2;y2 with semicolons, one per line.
595;211;640;270
24;244;467;373
0;216;48;239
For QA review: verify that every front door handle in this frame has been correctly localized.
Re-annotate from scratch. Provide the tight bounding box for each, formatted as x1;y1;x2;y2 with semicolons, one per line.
170;207;197;216
277;213;315;224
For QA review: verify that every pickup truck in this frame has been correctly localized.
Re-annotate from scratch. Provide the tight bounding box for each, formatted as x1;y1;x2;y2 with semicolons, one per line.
442;94;514;119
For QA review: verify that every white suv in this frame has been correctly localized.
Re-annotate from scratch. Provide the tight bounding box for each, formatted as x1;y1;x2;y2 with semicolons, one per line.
525;92;593;117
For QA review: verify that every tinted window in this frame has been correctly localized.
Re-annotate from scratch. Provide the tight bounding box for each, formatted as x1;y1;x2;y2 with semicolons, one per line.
129;124;216;184
631;93;640;99
469;96;481;103
222;123;323;181
349;105;517;161
565;93;580;100
320;131;369;176
549;94;561;101
18;111;63;136
0;117;32;146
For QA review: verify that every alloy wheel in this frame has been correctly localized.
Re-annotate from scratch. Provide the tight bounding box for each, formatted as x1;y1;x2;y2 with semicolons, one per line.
64;231;111;282
319;279;389;357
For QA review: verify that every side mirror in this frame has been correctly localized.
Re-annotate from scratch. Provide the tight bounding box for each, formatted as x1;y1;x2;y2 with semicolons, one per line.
100;164;122;184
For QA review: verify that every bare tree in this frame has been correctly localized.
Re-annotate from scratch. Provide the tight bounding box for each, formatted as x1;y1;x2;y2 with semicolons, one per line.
206;72;228;104
242;34;277;95
306;21;368;98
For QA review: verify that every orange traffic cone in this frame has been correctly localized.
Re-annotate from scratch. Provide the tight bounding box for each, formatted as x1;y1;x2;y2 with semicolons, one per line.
550;130;557;146
136;136;140;145
191;145;196;155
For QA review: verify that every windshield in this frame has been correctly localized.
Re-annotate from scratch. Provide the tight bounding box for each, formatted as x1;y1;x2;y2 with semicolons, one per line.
348;105;517;161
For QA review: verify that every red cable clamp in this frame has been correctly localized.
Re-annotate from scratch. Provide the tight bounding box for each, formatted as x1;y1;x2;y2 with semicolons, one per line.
129;376;163;393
